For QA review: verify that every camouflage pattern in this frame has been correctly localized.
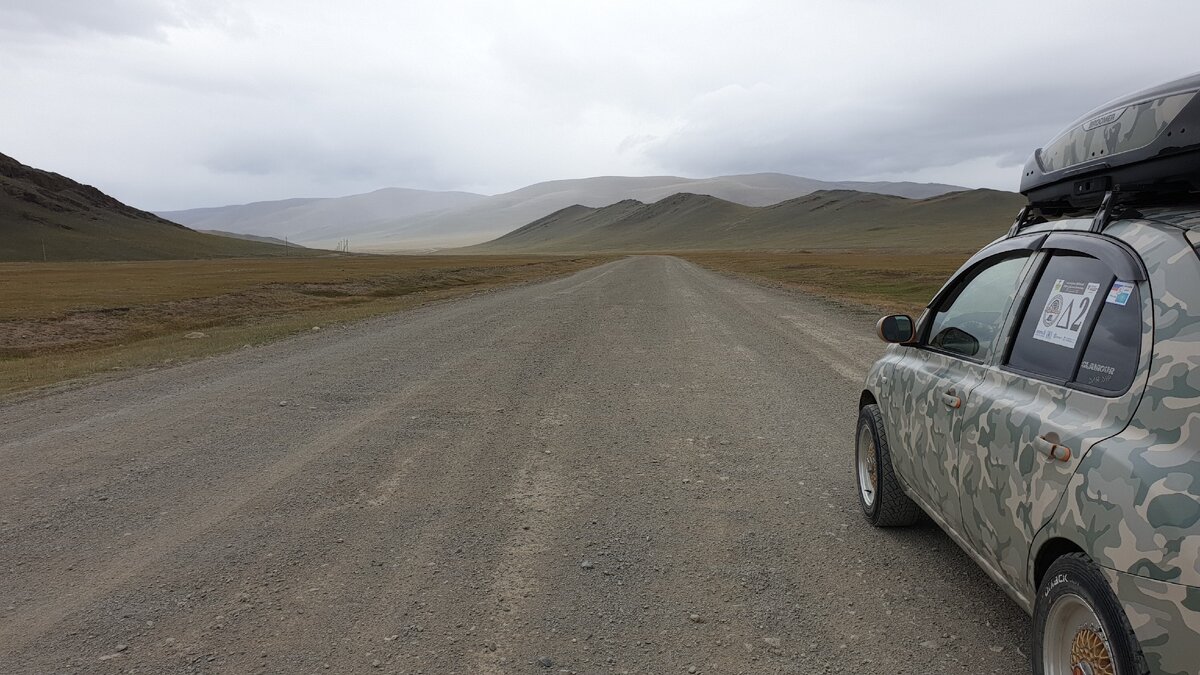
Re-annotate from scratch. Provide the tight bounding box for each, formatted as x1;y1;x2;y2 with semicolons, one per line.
870;256;1033;542
1039;92;1195;172
863;208;1200;672
1101;568;1200;675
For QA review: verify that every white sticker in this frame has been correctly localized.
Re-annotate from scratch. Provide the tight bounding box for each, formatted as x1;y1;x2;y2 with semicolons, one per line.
1106;280;1134;306
1032;279;1100;349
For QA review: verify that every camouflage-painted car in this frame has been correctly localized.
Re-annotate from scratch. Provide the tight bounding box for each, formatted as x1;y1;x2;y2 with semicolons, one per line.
857;74;1200;675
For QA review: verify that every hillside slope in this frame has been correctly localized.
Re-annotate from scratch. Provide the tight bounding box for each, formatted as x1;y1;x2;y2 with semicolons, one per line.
473;188;1026;253
0;152;306;262
198;230;306;247
357;173;967;250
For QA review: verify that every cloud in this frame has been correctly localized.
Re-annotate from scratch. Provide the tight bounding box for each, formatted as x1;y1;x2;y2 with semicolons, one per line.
0;0;245;40
0;0;1197;209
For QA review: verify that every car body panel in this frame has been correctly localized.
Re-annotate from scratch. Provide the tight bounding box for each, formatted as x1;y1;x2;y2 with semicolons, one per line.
957;234;1154;591
1035;220;1200;590
882;348;983;532
1101;567;1200;675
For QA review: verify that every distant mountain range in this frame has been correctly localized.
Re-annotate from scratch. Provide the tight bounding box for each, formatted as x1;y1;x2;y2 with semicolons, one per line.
0;152;305;262
1;150;1018;261
159;174;968;251
468;189;1027;253
161;188;487;249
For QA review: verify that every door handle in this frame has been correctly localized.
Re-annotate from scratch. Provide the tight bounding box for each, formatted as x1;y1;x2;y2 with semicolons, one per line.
941;390;961;409
1034;433;1072;462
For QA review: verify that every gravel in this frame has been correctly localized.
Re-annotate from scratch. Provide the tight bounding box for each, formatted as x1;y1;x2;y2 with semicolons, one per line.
0;256;1029;673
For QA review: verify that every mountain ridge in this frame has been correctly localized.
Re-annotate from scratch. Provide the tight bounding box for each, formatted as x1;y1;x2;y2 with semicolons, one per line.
468;188;1026;253
160;173;969;250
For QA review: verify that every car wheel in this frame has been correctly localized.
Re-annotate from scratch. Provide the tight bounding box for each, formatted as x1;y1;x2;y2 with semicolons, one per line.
855;404;920;527
1033;553;1148;675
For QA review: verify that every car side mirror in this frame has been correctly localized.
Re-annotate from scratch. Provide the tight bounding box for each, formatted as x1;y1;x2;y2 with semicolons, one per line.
933;326;980;357
876;314;916;344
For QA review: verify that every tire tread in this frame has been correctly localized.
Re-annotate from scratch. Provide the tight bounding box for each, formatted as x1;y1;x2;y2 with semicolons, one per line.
1033;552;1149;675
859;404;921;527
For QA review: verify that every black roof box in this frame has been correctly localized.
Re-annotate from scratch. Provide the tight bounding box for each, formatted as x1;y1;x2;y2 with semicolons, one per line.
1021;73;1200;209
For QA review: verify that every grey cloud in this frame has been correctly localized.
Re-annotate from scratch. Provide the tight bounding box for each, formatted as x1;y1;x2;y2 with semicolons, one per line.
202;136;439;186
1;1;1199;210
645;75;1182;185
0;0;248;40
0;0;182;39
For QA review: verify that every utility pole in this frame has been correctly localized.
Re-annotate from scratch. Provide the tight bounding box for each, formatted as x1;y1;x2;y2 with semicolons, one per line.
284;236;289;256
41;237;46;262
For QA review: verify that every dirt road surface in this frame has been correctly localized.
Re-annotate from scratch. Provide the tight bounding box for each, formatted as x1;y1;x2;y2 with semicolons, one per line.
0;256;1029;674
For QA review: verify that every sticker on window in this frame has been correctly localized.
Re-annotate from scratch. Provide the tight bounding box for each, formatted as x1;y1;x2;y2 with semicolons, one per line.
1106;280;1134;306
1033;279;1100;349
1079;360;1116;385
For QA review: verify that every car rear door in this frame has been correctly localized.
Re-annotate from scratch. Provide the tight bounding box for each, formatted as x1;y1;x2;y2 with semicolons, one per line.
956;233;1150;587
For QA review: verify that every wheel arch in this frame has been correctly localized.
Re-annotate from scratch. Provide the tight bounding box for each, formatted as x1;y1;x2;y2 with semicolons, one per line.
1032;536;1085;591
859;390;877;409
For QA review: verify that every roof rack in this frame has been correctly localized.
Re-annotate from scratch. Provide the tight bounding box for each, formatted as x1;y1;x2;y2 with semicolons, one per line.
1007;188;1141;238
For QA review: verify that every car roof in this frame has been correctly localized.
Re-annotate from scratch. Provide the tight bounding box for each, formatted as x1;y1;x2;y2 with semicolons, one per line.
1135;206;1200;230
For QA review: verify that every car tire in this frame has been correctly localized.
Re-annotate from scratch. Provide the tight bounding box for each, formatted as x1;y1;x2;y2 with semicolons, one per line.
1032;553;1148;675
855;404;921;527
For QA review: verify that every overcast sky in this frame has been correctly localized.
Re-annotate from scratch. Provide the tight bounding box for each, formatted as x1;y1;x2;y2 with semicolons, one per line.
1;0;1198;210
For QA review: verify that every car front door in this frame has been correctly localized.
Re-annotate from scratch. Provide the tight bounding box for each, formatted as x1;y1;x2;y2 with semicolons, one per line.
885;250;1034;534
956;233;1151;588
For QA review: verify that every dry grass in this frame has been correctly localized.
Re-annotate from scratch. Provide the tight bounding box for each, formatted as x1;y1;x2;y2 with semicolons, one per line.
0;254;608;398
678;250;972;315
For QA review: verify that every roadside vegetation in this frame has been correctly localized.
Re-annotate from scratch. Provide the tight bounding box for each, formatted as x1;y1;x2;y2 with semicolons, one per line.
679;250;971;315
0;255;606;398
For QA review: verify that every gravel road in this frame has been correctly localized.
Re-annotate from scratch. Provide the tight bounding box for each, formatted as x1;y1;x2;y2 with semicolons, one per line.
0;256;1029;674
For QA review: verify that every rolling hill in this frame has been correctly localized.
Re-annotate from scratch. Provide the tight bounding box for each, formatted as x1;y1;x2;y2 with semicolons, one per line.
160;174;965;251
470;188;1027;253
0;152;310;262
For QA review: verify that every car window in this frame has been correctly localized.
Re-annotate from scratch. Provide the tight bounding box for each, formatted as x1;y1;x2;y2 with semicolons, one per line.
1006;252;1141;392
926;255;1029;361
1076;283;1141;393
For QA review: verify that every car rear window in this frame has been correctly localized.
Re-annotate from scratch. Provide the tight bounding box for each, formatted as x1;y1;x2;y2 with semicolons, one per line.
1075;284;1141;393
1006;252;1140;394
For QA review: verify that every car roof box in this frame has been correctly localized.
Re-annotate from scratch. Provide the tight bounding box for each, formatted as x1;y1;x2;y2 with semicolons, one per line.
1021;73;1200;209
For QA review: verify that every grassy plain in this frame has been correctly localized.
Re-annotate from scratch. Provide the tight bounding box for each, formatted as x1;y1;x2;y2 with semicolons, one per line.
679;250;972;315
0;254;606;397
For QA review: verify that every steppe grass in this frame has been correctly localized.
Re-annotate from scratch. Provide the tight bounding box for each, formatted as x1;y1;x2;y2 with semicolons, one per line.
679;250;971;315
0;255;607;398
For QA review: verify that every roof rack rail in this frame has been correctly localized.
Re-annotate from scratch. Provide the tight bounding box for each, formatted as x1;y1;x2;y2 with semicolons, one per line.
1089;190;1116;233
1007;189;1123;238
1007;205;1047;238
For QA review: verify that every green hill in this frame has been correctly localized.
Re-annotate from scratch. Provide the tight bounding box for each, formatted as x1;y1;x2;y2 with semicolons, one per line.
0;152;315;262
471;188;1027;253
